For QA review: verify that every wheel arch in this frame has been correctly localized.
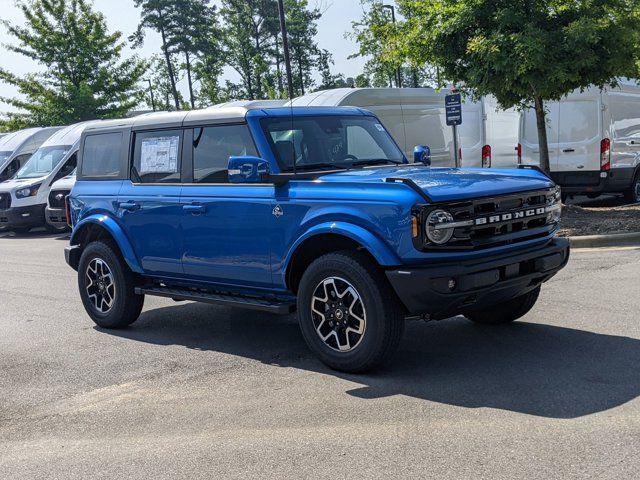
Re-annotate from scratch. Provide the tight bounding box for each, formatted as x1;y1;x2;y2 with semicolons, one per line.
284;222;401;294
69;215;142;273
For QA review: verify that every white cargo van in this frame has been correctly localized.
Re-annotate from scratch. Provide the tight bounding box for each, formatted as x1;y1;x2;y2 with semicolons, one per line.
289;88;520;168
0;127;61;182
519;80;640;202
0;121;98;233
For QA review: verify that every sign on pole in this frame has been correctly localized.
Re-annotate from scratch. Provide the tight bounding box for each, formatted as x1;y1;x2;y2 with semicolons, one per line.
445;93;462;126
445;93;462;167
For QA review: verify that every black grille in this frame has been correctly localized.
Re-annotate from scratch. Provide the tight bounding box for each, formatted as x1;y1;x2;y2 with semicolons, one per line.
0;193;10;210
48;190;70;209
417;188;558;251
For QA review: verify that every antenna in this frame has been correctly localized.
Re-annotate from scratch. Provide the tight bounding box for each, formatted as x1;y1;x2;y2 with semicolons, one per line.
277;0;297;175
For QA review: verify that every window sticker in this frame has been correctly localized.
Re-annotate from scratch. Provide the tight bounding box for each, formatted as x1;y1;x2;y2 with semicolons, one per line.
140;136;179;174
374;123;385;132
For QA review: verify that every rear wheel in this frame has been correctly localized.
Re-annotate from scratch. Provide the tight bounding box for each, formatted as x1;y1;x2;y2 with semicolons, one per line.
624;172;640;203
78;240;144;329
297;250;405;373
464;286;541;325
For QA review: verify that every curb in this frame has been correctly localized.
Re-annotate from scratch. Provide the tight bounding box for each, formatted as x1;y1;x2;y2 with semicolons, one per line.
569;232;640;249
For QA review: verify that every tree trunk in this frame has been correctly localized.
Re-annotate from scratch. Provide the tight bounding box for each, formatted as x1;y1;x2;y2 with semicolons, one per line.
274;35;284;95
534;95;551;173
185;50;195;109
157;9;180;111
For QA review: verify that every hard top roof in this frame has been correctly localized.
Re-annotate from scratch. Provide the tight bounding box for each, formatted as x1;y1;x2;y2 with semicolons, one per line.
83;105;373;133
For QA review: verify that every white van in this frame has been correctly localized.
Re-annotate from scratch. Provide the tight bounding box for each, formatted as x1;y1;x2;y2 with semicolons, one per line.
0;121;98;233
519;80;640;202
0;127;61;182
289;88;520;168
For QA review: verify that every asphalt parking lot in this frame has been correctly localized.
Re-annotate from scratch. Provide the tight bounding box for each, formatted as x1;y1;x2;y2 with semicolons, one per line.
1;232;639;479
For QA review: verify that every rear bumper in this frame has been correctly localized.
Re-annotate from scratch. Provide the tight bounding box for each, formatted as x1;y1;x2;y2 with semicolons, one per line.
0;204;46;229
45;206;68;229
551;168;635;194
386;238;570;318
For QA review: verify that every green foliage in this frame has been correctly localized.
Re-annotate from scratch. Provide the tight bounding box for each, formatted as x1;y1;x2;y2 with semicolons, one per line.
387;0;640;171
0;0;147;129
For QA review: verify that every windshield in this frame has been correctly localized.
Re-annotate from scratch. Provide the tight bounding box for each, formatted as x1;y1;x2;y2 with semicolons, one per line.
0;151;11;165
261;115;405;172
15;145;71;179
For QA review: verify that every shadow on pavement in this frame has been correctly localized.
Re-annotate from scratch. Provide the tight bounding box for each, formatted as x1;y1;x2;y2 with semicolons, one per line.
0;228;70;240
102;301;640;419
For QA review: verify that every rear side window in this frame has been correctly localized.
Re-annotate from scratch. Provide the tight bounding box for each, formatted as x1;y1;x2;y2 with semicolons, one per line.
132;130;182;184
558;100;599;143
81;133;123;178
193;125;257;183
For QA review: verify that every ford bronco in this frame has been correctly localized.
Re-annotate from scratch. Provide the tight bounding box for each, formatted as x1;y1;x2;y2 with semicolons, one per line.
65;106;569;372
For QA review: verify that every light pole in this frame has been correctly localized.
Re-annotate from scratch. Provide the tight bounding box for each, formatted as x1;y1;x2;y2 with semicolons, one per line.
144;78;156;111
277;0;295;100
382;4;402;88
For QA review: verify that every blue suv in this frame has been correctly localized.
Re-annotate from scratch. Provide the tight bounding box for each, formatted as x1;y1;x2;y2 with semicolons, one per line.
65;106;569;372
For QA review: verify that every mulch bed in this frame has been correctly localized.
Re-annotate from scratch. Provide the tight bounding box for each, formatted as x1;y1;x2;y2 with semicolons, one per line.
558;204;640;237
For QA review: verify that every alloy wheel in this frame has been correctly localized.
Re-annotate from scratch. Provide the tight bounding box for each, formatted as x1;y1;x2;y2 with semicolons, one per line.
85;258;116;314
311;276;366;352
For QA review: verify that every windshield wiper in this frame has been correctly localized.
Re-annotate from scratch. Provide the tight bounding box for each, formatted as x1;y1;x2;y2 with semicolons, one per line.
289;163;348;172
349;159;403;167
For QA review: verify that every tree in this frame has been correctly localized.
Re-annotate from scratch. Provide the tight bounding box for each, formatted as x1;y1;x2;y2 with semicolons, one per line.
285;0;321;96
348;0;403;88
145;54;185;111
131;0;182;110
385;0;640;173
0;0;147;129
168;0;222;109
317;49;349;90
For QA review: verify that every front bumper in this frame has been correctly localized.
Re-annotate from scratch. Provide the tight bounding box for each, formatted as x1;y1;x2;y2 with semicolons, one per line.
386;238;570;318
45;207;68;230
0;204;46;229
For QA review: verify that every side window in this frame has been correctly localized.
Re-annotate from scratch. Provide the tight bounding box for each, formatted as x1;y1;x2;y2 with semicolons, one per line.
133;130;182;184
53;152;77;182
193;125;257;183
0;159;21;181
81;132;123;178
14;153;32;168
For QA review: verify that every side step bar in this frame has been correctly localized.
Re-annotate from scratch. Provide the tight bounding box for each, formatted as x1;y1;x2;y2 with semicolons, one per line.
135;285;297;315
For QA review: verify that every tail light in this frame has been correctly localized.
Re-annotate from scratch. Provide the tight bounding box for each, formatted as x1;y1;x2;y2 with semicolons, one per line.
517;143;522;164
600;138;611;172
65;195;72;227
481;145;492;168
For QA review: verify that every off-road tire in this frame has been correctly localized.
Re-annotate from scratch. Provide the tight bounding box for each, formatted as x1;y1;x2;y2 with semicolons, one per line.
297;250;405;373
464;286;541;325
78;240;144;329
623;172;640;204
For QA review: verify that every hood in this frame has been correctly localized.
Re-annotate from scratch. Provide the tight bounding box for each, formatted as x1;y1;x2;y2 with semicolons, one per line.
51;174;76;190
0;177;44;192
318;166;555;203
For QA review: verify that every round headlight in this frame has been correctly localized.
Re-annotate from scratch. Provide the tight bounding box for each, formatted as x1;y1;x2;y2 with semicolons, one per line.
426;209;455;244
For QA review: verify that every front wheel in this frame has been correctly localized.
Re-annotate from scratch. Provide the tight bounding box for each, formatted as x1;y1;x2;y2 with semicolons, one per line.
464;286;540;325
78;240;144;329
297;251;405;373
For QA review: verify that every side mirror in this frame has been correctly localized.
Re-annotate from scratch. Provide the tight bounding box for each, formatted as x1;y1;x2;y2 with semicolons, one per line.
228;156;270;183
414;145;431;166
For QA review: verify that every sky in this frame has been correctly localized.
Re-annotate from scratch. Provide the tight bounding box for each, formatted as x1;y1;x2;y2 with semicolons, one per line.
0;0;372;113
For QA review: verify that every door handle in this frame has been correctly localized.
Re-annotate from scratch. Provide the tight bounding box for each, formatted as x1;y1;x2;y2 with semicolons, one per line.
183;204;206;215
118;201;140;211
562;148;575;153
